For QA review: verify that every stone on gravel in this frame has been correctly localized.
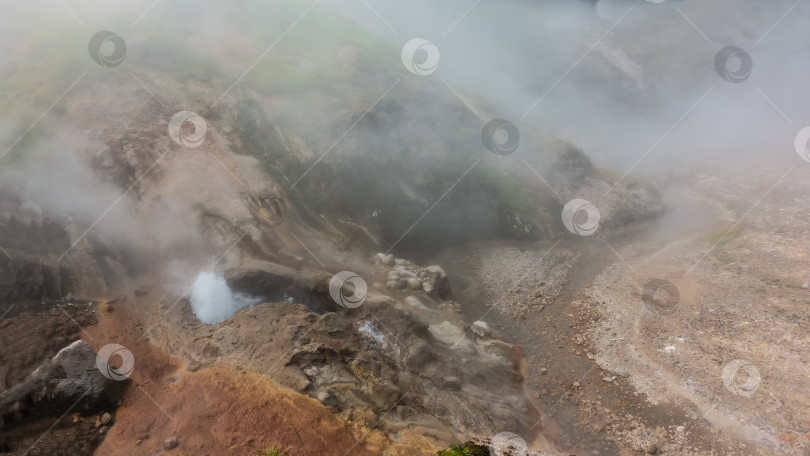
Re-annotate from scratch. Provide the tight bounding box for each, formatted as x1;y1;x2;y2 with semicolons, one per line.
404;296;428;309
163;435;179;450
646;440;665;454
428;321;471;350
471;320;491;338
441;376;461;390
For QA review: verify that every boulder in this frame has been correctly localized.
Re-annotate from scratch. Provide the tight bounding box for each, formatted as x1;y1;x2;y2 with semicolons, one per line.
420;265;450;298
471;321;491;338
0;340;128;428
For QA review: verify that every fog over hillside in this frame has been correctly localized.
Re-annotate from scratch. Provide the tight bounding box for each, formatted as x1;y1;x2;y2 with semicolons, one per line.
1;1;809;456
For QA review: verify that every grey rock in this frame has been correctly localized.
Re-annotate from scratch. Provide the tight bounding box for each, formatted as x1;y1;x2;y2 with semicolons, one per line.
316;390;331;404
646;440;665;454
441;376;461;390
420;265;450;297
163;435;180;450
0;340;128;428
399;270;417;279
471;320;491;338
404;296;428;309
406;278;423;290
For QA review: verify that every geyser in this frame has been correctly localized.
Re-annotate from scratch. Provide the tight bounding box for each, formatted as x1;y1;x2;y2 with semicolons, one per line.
190;271;261;324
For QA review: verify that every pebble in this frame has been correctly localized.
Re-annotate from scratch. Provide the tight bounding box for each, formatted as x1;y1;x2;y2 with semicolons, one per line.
645;440;665;454
471;321;491;338
163;436;180;450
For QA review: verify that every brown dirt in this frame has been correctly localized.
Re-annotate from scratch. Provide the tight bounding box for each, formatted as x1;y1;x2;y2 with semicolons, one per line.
85;299;427;456
0;412;109;456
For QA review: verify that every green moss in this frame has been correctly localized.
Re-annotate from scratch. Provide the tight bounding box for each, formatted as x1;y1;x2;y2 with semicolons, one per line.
436;442;490;456
479;167;537;215
255;446;287;456
225;443;288;456
552;141;596;176
221;1;399;94
0;21;87;114
596;167;661;196
707;225;744;248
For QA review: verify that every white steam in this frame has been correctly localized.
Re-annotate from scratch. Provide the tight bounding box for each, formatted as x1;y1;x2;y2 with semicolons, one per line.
189;271;261;324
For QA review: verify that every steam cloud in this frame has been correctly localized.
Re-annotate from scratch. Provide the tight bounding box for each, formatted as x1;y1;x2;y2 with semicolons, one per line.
189;271;261;324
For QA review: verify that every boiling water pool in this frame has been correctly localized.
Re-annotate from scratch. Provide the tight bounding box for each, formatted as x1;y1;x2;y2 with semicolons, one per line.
190;271;262;324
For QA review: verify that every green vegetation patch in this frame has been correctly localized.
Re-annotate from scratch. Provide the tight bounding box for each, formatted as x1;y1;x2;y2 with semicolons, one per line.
707;224;745;248
597;167;661;196
436;442;490;456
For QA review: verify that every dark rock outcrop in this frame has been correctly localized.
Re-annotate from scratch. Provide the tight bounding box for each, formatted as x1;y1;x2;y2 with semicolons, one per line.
0;340;128;429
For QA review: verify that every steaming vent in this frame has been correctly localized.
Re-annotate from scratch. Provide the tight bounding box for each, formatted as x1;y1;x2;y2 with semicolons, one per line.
190;271;262;324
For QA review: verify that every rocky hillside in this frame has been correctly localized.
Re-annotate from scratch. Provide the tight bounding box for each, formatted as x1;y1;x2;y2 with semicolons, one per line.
0;2;664;455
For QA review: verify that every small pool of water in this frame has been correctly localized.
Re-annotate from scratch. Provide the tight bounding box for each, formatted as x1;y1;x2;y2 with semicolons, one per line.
190;271;262;324
190;270;336;324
